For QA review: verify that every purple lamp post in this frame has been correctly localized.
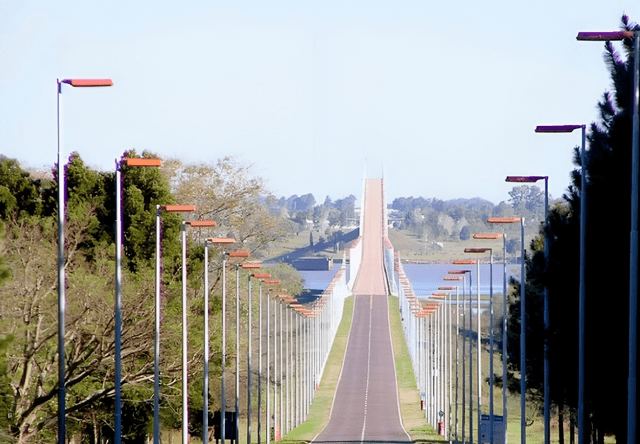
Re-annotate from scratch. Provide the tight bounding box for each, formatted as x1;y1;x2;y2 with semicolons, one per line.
56;78;112;444
507;174;550;444
535;124;587;443
488;217;525;444
577;30;639;444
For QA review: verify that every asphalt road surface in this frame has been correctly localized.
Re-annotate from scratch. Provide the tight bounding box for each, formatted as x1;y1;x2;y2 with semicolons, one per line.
313;179;411;444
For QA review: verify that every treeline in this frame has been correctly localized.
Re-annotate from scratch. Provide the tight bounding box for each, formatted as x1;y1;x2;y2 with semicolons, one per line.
0;152;302;442
389;189;548;251
269;194;358;235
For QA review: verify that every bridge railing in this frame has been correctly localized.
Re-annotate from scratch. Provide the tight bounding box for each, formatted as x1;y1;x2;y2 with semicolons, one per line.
347;237;362;291
391;251;452;435
383;236;398;296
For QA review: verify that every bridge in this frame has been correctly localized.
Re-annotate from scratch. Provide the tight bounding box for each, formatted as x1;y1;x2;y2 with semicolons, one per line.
312;178;411;443
268;178;459;443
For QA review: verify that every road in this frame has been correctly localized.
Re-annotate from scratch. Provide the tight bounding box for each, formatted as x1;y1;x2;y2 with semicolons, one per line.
313;178;411;444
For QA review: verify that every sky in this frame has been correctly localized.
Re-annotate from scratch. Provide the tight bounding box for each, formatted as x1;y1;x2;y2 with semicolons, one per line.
1;0;638;206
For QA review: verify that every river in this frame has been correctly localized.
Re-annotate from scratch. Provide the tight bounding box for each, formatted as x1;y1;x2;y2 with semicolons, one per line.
298;262;522;299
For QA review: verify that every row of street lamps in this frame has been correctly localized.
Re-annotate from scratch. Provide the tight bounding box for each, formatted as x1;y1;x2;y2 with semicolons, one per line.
55;78;296;443
429;27;639;444
57;99;348;443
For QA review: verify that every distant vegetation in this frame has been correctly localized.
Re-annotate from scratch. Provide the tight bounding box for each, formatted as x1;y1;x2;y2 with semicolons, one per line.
271;185;552;259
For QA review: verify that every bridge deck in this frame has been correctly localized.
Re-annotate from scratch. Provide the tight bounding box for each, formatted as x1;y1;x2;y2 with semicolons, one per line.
313;178;411;444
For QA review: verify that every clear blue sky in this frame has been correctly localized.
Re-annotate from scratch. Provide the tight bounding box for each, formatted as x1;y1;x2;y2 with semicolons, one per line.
1;0;637;205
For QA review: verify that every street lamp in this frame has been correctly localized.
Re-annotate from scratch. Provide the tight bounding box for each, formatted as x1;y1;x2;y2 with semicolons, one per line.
452;260;475;443
247;270;269;444
535;124;587;444
255;274;272;444
447;270;471;443
465;247;494;444
475;233;508;444
487;216;525;444
202;240;212;443
481;226;510;427
232;252;252;444
56;78;112;443
154;205;196;444
181;220;217;444
507;173;550;443
289;303;303;428
577;29;639;444
440;284;459;442
431;291;448;432
220;243;243;443
114;157;161;443
263;279;281;444
421;303;440;426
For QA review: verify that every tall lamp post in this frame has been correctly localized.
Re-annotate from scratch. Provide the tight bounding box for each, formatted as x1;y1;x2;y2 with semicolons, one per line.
203;240;212;443
216;239;241;444
56;78;112;443
232;252;252;444
465;246;494;444
263;279;281;444
447;269;471;443
487;216;525;444
461;251;483;444
452;261;475;444
507;174;550;443
430;291;448;431
440;282;461;442
480;227;509;424
115;157;161;444
154;205;196;444
577;30;639;444
247;271;269;444
474;233;508;444
181;220;217;444
535;124;587;443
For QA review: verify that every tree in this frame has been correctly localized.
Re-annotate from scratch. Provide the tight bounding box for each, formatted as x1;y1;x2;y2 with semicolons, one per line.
0;156;43;220
164;156;283;259
508;185;543;213
0;153;186;442
459;225;470;241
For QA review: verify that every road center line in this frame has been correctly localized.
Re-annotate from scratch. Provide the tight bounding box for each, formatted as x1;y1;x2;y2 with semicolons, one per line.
360;294;373;443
